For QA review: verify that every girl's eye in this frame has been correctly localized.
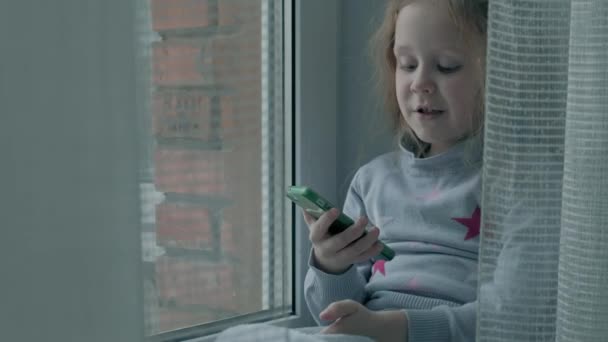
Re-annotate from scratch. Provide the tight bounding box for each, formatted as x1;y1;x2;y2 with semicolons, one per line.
399;64;417;71
397;57;417;71
437;64;462;74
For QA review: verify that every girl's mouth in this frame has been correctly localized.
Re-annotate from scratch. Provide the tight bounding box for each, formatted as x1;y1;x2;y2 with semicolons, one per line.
415;106;444;116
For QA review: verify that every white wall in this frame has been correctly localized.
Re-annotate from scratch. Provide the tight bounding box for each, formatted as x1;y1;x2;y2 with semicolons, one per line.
0;1;144;341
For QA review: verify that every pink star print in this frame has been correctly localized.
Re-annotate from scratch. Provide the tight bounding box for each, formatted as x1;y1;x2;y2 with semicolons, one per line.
406;277;420;290
415;185;442;201
452;206;481;240
372;260;386;276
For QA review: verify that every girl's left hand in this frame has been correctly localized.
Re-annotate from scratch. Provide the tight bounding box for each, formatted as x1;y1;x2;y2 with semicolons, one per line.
319;300;408;342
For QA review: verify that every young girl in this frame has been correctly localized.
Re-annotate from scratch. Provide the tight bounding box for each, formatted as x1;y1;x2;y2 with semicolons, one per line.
303;1;488;341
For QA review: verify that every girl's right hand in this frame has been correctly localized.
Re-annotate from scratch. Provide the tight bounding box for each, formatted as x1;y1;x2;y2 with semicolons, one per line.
303;208;384;274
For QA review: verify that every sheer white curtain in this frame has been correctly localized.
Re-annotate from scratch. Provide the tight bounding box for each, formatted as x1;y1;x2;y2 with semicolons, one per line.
478;1;608;341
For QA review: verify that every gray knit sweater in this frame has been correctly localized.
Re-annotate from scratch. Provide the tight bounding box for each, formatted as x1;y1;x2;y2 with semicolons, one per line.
304;137;483;342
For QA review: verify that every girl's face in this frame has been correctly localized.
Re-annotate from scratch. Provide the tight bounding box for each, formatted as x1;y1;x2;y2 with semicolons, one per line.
394;0;484;156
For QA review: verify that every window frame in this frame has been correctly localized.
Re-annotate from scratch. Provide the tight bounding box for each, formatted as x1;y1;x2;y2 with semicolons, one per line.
272;0;341;330
172;0;340;340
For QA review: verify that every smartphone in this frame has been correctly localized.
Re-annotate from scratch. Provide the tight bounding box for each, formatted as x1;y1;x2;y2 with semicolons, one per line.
286;185;395;261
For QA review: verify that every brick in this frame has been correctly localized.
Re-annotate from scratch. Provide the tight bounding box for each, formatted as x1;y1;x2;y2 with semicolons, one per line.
152;40;208;87
154;148;226;195
218;219;236;256
220;206;262;312
153;89;212;140
218;0;261;27
221;205;261;257
151;39;227;87
218;95;260;143
155;256;239;310
154;203;248;257
150;0;212;32
210;35;260;85
151;86;263;146
156;202;213;250
152;36;260;87
155;200;244;256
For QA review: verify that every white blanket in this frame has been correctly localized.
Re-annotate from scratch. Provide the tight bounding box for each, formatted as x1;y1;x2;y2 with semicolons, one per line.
216;324;374;342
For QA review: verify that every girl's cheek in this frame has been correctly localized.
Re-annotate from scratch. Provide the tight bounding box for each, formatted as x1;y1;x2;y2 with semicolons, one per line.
445;79;474;101
395;77;412;95
448;73;479;91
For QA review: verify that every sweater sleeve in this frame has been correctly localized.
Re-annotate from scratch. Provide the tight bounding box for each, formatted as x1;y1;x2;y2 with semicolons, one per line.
303;171;373;326
304;253;371;326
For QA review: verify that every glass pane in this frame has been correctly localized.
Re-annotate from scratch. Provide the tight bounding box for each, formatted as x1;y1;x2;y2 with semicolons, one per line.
134;0;290;336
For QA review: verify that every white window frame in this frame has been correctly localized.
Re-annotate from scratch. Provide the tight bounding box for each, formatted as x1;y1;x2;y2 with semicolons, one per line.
189;0;340;340
272;0;340;329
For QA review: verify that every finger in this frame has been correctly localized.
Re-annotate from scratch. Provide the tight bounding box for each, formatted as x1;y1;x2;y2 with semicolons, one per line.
347;226;381;255
308;208;339;243
326;216;368;251
301;209;316;226
352;241;385;264
315;217;367;257
319;299;359;321
334;226;380;261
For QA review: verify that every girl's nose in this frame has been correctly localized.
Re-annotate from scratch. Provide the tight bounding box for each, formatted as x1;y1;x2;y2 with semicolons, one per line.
410;71;436;94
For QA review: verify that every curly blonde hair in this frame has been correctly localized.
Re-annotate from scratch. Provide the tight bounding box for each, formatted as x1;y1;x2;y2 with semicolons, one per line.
370;0;488;156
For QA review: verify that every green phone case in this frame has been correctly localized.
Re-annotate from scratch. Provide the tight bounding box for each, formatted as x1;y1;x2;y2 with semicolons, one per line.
286;185;395;261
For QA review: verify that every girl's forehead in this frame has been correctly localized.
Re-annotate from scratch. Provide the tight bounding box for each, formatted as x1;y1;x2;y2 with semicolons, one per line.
397;0;452;21
394;1;479;53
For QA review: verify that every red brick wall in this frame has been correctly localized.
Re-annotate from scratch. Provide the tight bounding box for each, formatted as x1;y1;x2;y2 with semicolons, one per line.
150;0;212;31
156;256;238;310
152;90;212;140
155;149;226;195
150;0;263;330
